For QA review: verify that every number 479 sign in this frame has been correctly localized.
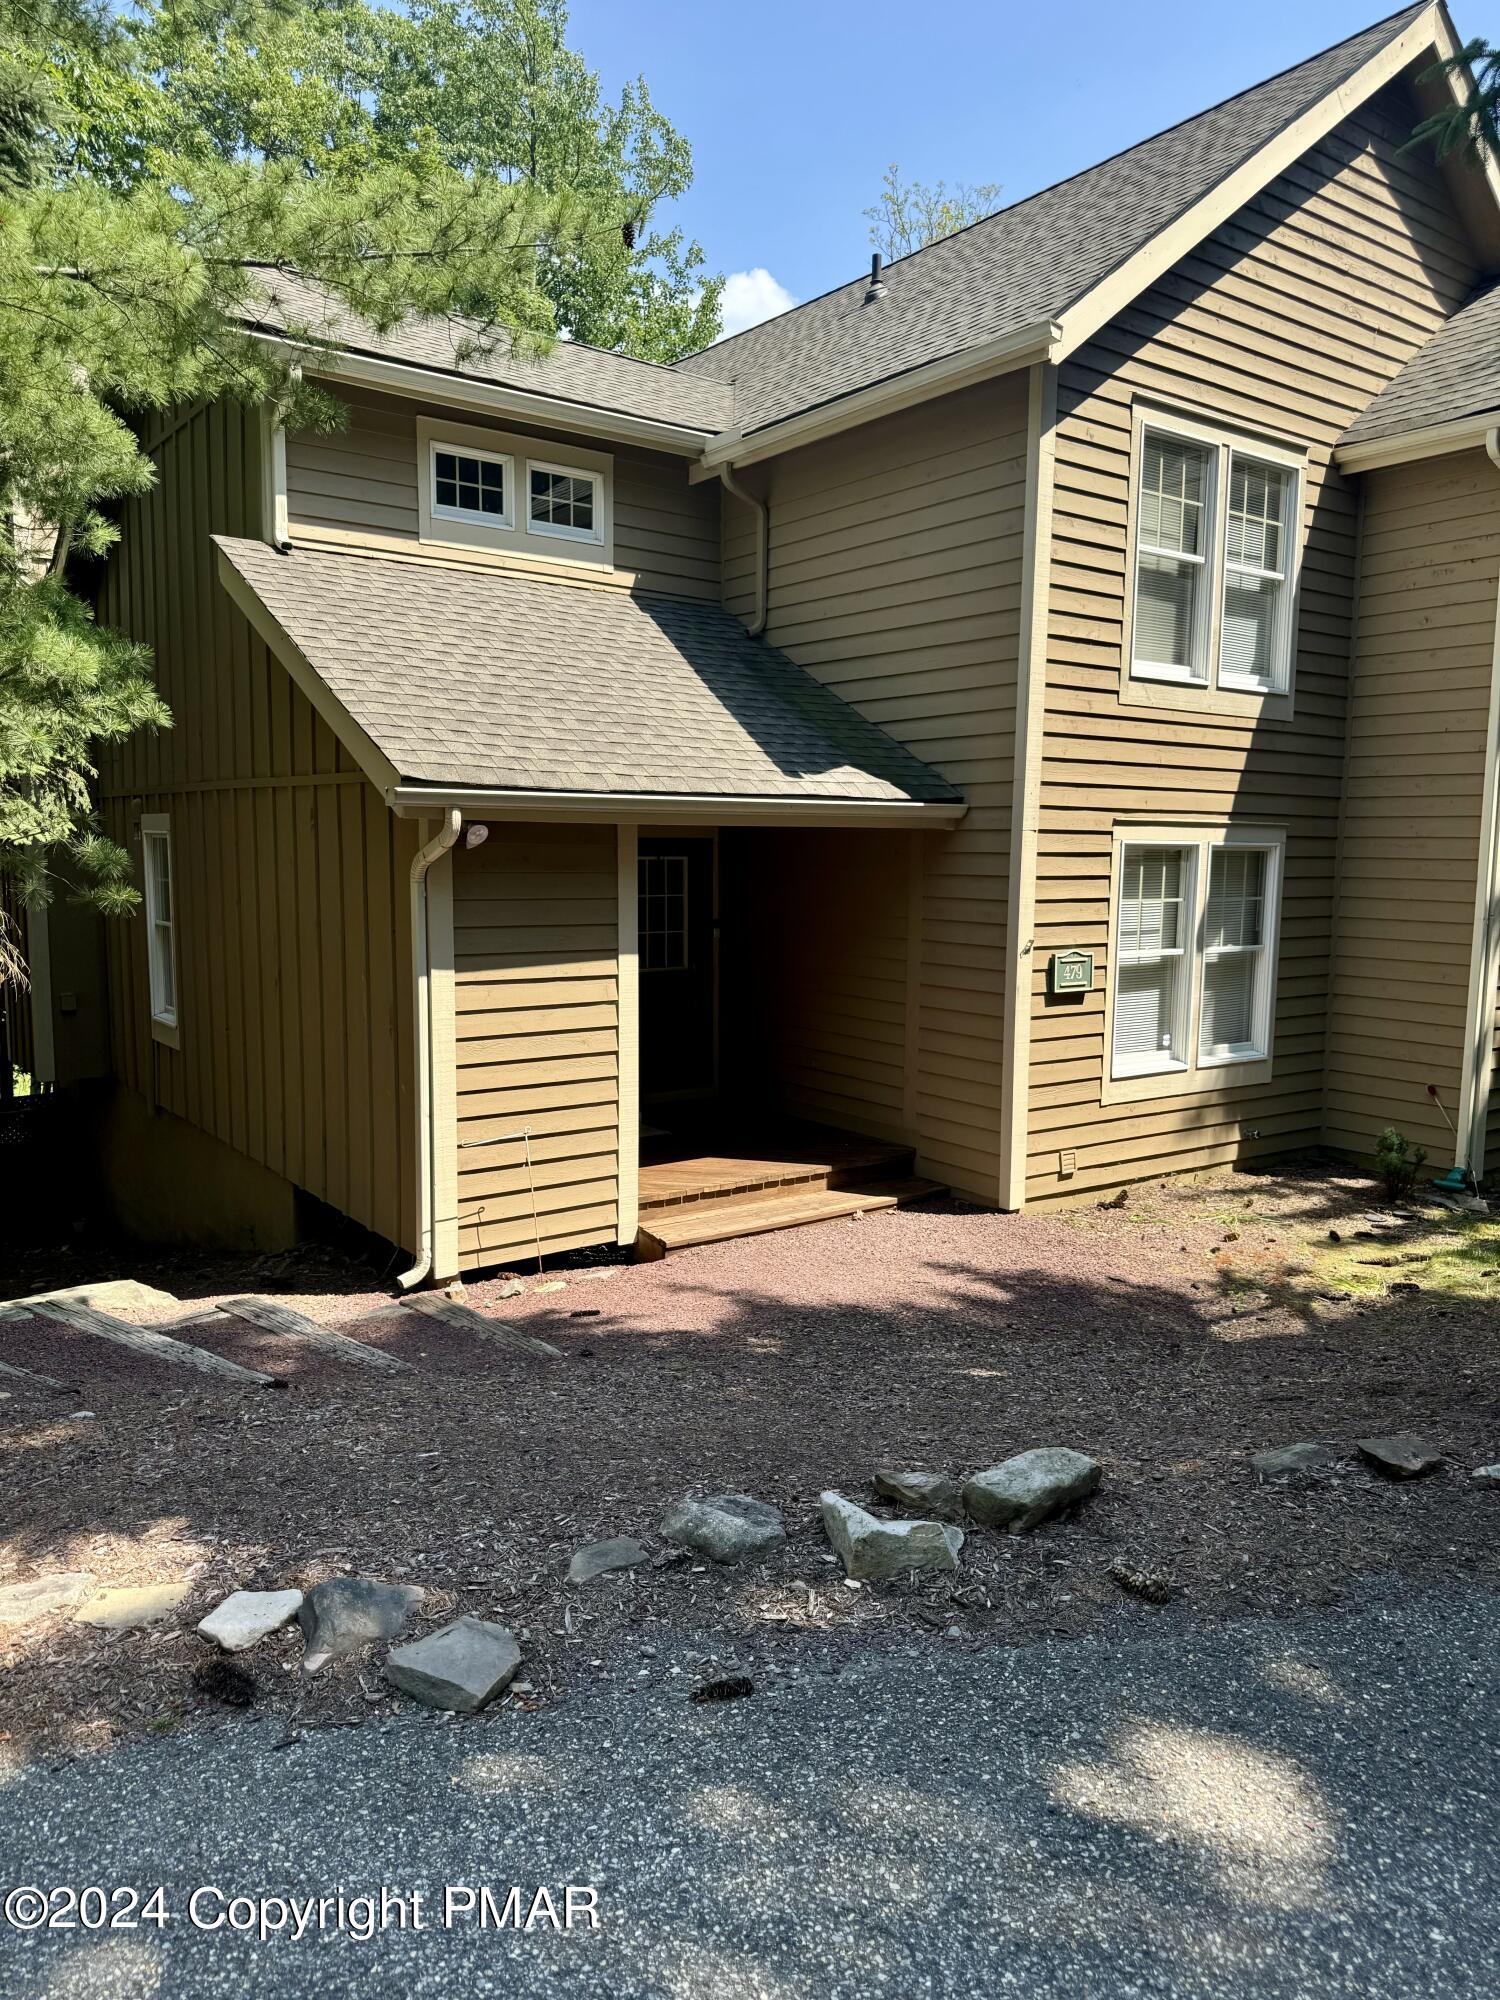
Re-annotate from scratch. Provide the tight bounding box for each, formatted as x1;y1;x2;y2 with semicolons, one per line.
1049;949;1094;995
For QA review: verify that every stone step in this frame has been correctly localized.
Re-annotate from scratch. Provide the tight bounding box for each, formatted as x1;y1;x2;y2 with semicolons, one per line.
635;1177;944;1259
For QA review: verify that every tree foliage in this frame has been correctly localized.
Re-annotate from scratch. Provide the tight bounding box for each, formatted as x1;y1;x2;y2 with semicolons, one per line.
0;0;716;963
864;162;1002;261
1411;38;1500;164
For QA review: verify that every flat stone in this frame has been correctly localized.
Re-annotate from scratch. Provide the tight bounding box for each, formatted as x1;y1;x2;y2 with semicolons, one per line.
0;1572;95;1626
297;1578;425;1672
1253;1441;1341;1480
197;1588;304;1652
963;1448;1102;1534
385;1616;522;1713
1471;1464;1500;1484
6;1279;180;1319
74;1582;193;1630
821;1491;962;1581
568;1536;648;1584
872;1468;965;1520
1357;1434;1444;1480
659;1493;785;1564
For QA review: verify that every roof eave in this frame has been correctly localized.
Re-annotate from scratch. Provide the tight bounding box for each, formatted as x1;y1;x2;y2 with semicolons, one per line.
252;331;722;457
1052;3;1495;366
693;319;1063;476
386;783;967;828
1336;410;1500;471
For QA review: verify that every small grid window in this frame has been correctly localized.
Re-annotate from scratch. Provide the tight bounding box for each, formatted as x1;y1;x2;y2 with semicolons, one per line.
639;855;688;972
432;445;509;523
1131;417;1301;699
142;819;177;1029
528;464;601;542
1110;829;1282;1093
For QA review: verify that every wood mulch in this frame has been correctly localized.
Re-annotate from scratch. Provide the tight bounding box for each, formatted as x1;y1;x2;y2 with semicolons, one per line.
2;1161;1497;1764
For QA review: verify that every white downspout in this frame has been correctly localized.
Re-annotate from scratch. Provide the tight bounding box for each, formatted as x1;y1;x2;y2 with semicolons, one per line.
1455;426;1500;1183
718;464;768;636
397;808;462;1290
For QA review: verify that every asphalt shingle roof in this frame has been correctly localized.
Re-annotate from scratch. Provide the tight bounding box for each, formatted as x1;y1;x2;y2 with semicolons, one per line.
215;538;963;807
676;6;1430;434
250;272;735;435
1341;280;1500;444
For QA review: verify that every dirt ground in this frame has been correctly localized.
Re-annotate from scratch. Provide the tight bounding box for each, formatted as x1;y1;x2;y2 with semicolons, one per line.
2;1160;1497;1764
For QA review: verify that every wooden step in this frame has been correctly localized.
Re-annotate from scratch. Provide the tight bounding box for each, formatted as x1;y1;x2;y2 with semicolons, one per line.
635;1177;944;1259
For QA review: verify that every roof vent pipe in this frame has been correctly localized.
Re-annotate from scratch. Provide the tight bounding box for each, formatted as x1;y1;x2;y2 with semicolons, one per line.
863;252;886;304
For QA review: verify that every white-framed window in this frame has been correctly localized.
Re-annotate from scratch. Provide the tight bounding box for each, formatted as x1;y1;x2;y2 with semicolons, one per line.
638;853;689;971
527;460;604;545
140;813;178;1037
1129;409;1303;700
1106;825;1284;1099
416;417;612;566
430;440;513;529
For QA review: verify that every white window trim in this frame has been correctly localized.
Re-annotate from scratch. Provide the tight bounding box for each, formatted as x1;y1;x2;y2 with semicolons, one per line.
416;416;613;567
1124;404;1305;717
429;437;514;532
526;457;605;547
140;811;179;1049
1101;823;1285;1107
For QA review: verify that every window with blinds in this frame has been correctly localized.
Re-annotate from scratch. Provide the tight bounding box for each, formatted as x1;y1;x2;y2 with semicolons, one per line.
1130;416;1301;701
1109;830;1282;1090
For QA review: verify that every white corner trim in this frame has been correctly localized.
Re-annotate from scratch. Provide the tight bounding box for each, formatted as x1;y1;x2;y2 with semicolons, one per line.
999;360;1058;1213
1336;413;1500;473
1054;6;1463;365
260;406;289;547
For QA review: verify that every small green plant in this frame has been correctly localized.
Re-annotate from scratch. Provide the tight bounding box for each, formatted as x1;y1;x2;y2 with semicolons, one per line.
1375;1126;1427;1202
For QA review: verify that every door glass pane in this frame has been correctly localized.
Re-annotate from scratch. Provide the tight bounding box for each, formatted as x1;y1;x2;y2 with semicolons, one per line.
638;855;688;971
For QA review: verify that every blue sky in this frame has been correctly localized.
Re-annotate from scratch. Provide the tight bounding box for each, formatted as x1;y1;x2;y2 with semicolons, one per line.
570;0;1439;333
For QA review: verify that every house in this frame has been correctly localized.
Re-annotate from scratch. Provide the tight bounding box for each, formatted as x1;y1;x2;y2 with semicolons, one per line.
28;0;1500;1278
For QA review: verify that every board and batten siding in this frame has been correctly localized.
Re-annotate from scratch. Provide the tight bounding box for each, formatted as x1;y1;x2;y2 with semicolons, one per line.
452;825;620;1272
729;375;1030;1201
1326;448;1500;1164
97;398;421;1251
286;387;721;601
1025;81;1482;1204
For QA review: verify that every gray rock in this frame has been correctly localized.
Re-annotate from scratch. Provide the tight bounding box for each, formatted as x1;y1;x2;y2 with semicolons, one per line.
1253;1441;1341;1480
659;1493;785;1564
963;1448;1102;1534
385;1616;521;1713
0;1572;95;1626
1472;1464;1500;1485
568;1536;648;1584
872;1468;964;1519
1357;1435;1444;1480
821;1491;962;1581
297;1578;425;1672
74;1582;192;1630
197;1588;304;1652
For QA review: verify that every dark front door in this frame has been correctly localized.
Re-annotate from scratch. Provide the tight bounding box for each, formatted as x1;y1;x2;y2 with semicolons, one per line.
639;836;716;1103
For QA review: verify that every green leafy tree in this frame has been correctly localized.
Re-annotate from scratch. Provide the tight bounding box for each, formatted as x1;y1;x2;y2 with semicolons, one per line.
864;163;1003;261
1411;38;1500;162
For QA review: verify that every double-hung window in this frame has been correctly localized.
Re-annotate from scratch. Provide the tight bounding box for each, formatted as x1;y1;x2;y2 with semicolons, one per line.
1108;827;1283;1097
1130;412;1302;700
141;813;178;1041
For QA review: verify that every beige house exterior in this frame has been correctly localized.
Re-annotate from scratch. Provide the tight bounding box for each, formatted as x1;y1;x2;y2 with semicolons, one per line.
34;2;1500;1275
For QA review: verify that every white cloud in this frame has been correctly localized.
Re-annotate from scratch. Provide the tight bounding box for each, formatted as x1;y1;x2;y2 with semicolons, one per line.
720;268;797;338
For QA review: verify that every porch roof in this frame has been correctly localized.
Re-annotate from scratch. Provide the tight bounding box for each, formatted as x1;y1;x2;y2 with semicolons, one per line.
213;538;964;814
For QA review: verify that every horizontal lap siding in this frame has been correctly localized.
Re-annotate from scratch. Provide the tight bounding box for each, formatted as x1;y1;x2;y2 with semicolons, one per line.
1028;84;1480;1204
286;389;720;600
98;400;419;1251
753;377;1030;1200
453;826;619;1271
1328;450;1500;1165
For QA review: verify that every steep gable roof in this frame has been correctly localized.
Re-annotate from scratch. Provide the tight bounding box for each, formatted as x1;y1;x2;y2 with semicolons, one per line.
676;5;1436;436
1340;278;1500;445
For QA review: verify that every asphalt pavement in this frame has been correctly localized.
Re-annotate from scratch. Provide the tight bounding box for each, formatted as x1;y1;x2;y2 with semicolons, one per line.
1;1589;1496;1999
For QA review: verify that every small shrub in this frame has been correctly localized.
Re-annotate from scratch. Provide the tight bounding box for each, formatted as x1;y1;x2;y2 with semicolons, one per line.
1375;1126;1427;1202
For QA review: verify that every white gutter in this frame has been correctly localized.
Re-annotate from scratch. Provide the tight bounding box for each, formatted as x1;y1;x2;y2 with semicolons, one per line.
254;334;719;458
1335;412;1500;475
1455;425;1500;1181
694;319;1062;476
718;464;767;635
396;807;462;1291
386;785;965;828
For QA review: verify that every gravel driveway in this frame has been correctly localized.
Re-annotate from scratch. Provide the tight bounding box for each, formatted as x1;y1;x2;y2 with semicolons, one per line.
1;1589;1496;1999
